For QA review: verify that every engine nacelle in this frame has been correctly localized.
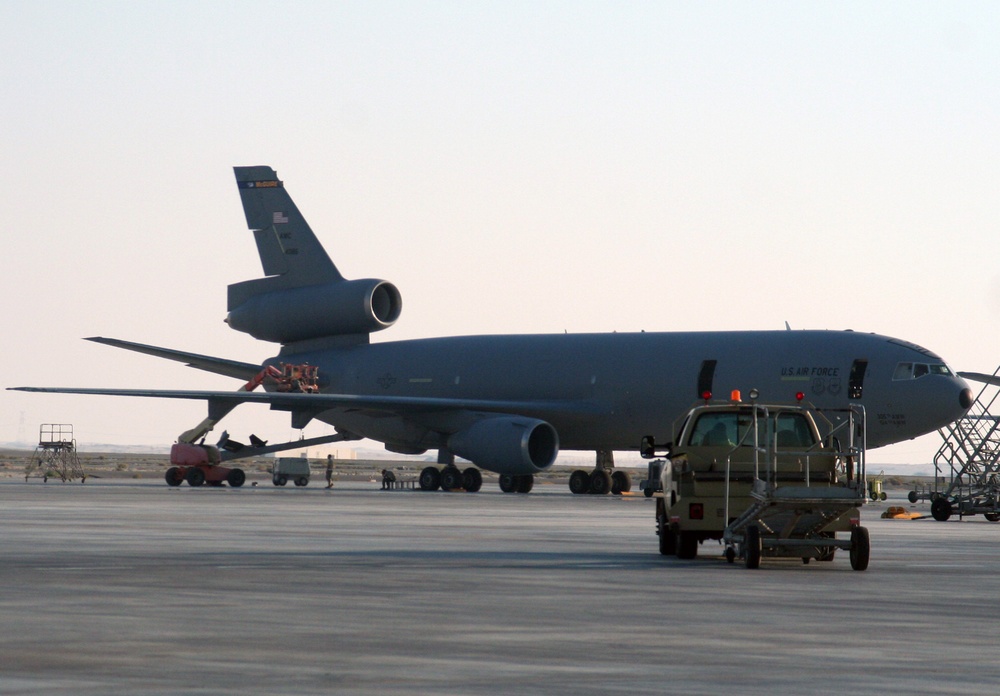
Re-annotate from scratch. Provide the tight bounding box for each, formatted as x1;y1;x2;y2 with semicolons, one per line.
447;417;559;476
226;278;401;343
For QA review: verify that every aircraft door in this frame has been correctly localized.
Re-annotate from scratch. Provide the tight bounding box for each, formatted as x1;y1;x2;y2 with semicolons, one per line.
697;360;717;399
849;359;868;400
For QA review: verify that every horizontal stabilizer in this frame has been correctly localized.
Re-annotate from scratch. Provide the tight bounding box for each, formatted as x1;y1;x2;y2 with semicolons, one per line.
85;337;262;381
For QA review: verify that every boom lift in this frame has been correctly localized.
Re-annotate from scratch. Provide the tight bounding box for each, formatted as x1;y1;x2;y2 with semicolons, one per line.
163;363;354;487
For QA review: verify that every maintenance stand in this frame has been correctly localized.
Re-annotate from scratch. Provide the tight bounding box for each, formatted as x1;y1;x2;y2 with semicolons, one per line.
25;424;87;483
913;367;1000;522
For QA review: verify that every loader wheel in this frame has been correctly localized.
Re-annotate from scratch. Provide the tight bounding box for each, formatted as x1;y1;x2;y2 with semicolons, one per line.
745;526;762;569
850;526;871;571
227;468;246;488
569;470;590;494
676;530;698;560
931;497;953;522
907;491;919;504
185;467;205;487
657;514;676;556
985;513;1000;522
165;467;184;487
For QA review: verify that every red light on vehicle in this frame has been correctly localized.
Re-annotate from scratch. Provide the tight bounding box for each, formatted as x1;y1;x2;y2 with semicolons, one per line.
690;503;704;520
795;391;805;402
702;390;712;401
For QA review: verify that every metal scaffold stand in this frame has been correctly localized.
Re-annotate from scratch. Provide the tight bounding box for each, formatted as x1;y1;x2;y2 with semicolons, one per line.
911;368;1000;521
25;424;87;483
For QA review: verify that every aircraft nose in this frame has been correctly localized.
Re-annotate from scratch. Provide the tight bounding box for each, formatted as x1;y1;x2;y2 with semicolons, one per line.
960;387;974;410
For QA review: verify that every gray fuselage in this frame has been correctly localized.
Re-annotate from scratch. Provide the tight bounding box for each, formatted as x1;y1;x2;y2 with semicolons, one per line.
269;329;971;455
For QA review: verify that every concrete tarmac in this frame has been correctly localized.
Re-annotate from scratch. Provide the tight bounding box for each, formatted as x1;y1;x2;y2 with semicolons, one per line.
0;478;997;695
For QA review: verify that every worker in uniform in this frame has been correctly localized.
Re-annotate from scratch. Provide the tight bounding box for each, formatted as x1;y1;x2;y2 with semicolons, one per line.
325;455;334;488
381;468;397;490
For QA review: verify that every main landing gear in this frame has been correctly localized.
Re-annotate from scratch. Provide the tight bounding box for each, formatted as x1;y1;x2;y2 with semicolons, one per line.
569;450;632;495
418;464;485;492
417;450;486;493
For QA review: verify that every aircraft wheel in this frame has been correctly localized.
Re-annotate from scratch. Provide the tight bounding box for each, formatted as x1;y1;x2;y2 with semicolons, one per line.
227;468;246;488
186;467;206;487
440;466;463;491
517;474;534;494
907;491;919;504
419;466;441;491
611;470;632;495
745;526;762;569
984;513;1000;522
589;469;612;495
568;469;590;495
164;467;184;487
498;474;518;493
657;514;676;556
676;530;698;560
461;467;482;493
931;497;953;522
850;526;871;571
294;477;308;487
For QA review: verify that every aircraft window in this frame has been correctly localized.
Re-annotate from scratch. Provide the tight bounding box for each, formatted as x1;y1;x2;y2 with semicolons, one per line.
894;362;955;380
893;363;913;381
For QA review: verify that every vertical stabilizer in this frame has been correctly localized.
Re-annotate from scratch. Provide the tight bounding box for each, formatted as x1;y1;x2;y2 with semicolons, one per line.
230;166;342;309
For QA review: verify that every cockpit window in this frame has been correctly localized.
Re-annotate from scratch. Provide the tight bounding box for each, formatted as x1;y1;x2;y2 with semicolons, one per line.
893;362;954;380
893;363;913;380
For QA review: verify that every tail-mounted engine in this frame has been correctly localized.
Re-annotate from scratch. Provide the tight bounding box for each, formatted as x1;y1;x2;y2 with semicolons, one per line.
225;278;402;344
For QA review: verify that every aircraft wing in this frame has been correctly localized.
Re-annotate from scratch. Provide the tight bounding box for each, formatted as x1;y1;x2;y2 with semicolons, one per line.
85;337;262;380
7;386;605;418
958;371;1000;387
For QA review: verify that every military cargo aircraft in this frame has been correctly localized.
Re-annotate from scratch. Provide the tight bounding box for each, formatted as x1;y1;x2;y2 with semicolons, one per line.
11;166;973;493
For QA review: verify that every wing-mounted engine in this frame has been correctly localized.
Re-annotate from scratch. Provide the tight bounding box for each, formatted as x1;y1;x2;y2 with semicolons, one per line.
225;278;401;344
447;416;559;476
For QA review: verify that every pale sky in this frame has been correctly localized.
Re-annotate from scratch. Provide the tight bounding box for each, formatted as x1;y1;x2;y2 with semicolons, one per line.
3;1;999;468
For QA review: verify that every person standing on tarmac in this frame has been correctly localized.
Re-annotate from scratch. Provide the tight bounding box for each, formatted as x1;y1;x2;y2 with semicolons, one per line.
325;455;334;489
